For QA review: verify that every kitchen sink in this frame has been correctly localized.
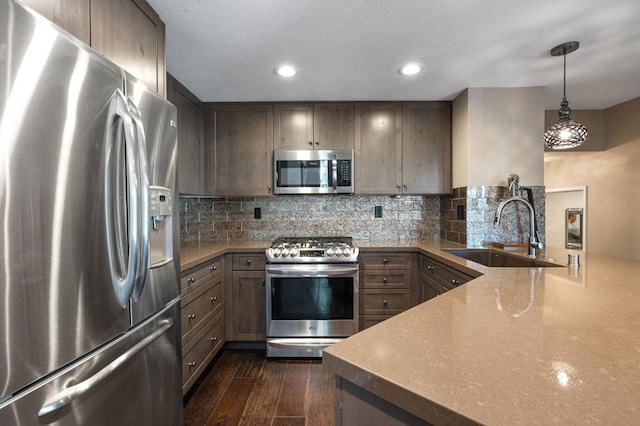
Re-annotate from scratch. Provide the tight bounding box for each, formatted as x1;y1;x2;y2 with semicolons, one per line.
442;248;562;268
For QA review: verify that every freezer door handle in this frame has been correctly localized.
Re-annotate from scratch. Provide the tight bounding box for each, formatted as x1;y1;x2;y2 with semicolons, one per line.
105;89;140;308
127;98;150;302
38;319;173;420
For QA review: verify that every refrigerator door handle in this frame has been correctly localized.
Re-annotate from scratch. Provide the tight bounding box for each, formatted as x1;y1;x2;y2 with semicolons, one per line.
126;98;150;302
37;319;173;420
105;89;140;308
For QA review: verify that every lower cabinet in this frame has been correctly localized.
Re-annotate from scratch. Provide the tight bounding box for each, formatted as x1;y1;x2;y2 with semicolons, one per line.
230;253;266;341
180;256;225;395
419;254;474;303
359;252;415;330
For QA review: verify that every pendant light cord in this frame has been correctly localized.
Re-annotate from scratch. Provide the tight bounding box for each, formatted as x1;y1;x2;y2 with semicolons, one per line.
563;52;567;100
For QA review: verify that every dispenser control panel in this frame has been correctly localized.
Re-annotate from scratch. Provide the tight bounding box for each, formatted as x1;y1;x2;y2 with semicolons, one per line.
150;186;172;217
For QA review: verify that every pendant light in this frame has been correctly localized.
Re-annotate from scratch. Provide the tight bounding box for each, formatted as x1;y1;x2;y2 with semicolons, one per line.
544;41;588;150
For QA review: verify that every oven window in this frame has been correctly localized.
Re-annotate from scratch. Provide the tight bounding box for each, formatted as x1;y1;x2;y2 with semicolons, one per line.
277;160;330;188
271;277;354;320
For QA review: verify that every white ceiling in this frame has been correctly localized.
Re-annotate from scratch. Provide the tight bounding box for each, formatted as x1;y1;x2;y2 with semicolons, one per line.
148;0;640;110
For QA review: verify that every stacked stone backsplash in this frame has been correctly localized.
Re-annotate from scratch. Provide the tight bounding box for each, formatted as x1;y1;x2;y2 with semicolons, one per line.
442;186;546;247
180;195;442;242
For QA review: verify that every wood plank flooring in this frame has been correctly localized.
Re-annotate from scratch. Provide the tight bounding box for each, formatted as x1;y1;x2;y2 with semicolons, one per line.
183;350;336;426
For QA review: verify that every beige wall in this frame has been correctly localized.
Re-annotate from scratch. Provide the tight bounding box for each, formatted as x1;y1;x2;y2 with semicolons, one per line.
544;97;640;260
453;87;545;187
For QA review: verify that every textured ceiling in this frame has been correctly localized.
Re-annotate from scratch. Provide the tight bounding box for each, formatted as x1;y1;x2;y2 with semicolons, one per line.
148;0;640;109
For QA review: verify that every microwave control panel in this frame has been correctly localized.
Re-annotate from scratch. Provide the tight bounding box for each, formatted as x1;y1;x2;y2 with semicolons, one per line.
337;160;352;186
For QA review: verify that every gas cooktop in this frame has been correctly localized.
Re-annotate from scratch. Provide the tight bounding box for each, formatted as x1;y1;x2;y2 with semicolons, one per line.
266;236;358;263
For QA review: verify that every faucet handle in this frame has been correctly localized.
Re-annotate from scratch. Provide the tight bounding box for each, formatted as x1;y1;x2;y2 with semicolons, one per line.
535;231;545;249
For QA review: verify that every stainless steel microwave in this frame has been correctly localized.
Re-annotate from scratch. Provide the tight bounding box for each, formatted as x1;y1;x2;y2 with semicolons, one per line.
273;149;354;195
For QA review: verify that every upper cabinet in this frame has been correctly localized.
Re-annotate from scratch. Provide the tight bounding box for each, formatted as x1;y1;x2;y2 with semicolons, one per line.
21;0;91;44
402;102;451;194
355;102;451;195
22;0;166;96
274;103;354;150
91;0;166;96
167;74;205;195
206;103;274;197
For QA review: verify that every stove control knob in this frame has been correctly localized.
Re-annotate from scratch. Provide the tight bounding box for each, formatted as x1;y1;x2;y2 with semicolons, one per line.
273;248;282;257
290;248;298;257
343;248;351;256
334;247;343;256
282;248;290;257
326;248;335;257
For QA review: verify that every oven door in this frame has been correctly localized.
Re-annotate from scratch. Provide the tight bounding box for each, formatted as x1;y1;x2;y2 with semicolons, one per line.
265;263;359;356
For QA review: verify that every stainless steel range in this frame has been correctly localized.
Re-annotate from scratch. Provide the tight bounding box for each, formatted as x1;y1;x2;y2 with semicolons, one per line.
265;237;359;357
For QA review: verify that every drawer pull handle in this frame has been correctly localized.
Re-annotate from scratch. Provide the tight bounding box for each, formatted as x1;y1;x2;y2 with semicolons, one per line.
188;361;197;368
211;296;217;302
188;314;196;320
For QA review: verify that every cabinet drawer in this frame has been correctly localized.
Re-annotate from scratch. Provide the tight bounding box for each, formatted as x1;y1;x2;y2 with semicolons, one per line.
232;253;266;270
360;253;412;269
420;255;470;290
361;270;412;289
181;256;224;294
182;311;224;394
360;315;395;330
361;289;412;315
181;275;223;345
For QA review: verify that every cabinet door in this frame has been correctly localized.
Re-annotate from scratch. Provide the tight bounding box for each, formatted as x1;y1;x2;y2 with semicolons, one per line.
402;102;451;194
354;102;402;194
313;103;354;150
232;271;266;341
90;0;166;95
167;74;205;194
274;103;313;149
21;0;90;44
208;104;274;196
420;274;444;303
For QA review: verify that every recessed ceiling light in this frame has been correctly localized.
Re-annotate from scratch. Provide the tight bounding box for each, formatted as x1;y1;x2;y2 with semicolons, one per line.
274;65;298;77
399;63;422;76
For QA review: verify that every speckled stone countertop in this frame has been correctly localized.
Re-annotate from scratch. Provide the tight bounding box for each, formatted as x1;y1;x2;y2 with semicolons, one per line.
323;244;640;425
180;239;640;424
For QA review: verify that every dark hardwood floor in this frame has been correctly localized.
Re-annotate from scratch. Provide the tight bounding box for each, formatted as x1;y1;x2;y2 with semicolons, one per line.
183;350;336;426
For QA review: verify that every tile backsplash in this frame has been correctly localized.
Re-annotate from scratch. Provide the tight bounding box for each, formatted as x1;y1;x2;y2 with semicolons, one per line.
180;195;442;242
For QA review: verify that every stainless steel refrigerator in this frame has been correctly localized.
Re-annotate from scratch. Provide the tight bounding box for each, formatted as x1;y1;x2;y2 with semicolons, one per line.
0;1;182;424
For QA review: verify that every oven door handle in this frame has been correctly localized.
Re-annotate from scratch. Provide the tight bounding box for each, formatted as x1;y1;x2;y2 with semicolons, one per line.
266;266;358;276
268;338;343;349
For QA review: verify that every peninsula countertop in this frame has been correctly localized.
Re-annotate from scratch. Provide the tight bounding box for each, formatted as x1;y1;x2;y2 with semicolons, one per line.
323;245;640;425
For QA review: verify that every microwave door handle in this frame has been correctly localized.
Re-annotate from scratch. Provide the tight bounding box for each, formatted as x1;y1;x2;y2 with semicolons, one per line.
332;155;338;192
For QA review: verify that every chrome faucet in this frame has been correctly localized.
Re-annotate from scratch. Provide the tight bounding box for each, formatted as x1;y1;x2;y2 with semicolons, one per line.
494;196;544;258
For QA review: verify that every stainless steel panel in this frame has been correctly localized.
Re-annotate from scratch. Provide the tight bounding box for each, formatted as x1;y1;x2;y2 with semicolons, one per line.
1;2;132;400
0;301;182;425
124;73;180;325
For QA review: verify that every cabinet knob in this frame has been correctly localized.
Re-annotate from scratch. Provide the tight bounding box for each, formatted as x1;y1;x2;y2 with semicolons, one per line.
210;265;216;271
383;300;388;306
403;184;407;189
189;277;195;283
308;140;313;145
383;258;388;264
427;266;434;271
210;296;217;302
211;336;218;343
188;314;196;320
188;361;197;368
452;279;459;286
247;259;252;265
396;184;402;189
315;141;319;145
268;186;272;192
383;277;388;283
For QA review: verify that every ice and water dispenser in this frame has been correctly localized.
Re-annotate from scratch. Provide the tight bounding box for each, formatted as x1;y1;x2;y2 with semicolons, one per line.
149;186;173;267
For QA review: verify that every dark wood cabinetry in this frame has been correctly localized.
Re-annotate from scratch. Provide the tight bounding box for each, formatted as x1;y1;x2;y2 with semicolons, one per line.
22;0;166;96
180;256;225;395
167;74;205;194
230;253;266;341
355;102;451;195
418;254;473;303
359;252;415;330
274;103;354;150
206;104;274;196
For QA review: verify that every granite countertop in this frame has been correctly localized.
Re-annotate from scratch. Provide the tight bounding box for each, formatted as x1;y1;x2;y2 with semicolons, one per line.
323;245;640;425
179;239;640;424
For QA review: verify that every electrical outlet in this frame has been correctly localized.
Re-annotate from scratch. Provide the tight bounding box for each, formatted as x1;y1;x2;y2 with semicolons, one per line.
375;206;383;218
254;207;261;219
456;205;465;220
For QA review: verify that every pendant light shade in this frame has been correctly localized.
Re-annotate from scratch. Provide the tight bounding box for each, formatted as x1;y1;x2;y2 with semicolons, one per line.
544;41;588;150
